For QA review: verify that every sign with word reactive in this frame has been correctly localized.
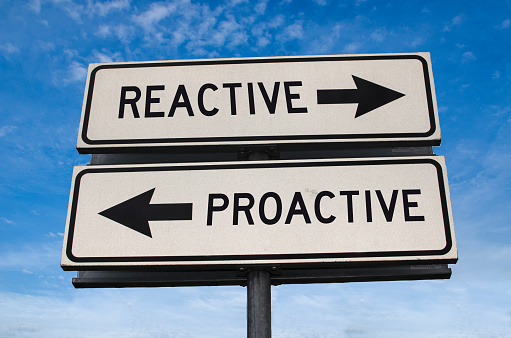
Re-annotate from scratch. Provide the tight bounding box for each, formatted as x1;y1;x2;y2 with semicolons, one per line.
77;53;440;153
61;157;457;269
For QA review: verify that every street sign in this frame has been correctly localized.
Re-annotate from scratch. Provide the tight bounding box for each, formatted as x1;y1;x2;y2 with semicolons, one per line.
77;53;440;153
61;156;457;269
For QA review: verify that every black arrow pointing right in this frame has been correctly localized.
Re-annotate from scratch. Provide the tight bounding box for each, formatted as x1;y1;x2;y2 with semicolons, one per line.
99;188;193;238
317;75;405;118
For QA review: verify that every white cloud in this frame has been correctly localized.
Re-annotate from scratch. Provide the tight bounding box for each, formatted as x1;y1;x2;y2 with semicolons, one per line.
211;17;247;48
0;126;17;138
92;51;113;63
257;36;270;48
371;28;387;42
93;0;130;16
132;2;177;31
154;2;287;56
38;41;55;51
272;279;511;337
438;106;449;114
91;49;122;63
45;232;64;238
462;51;476;62
54;0;84;22
280;21;304;41
0;288;247;337
495;18;510;29
343;41;362;53
2;264;511;337
451;14;464;25
114;24;133;42
0;42;20;55
255;0;268;15
39;0;130;24
61;61;87;84
0;243;60;271
268;15;285;28
98;23;133;43
27;0;41;13
121;2;297;55
69;61;87;80
1;217;14;225
97;24;111;38
408;36;424;47
444;14;465;31
309;23;342;54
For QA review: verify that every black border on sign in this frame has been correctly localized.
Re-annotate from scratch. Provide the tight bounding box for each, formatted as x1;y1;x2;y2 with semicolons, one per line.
80;55;437;148
65;158;453;265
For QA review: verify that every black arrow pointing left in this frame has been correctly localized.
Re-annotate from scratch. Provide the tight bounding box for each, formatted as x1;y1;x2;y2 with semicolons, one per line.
99;188;193;238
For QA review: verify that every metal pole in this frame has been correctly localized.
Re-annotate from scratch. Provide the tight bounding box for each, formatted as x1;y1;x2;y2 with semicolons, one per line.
246;150;272;338
247;269;271;338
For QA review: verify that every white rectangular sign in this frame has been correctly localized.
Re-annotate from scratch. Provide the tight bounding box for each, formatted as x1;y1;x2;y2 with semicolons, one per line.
61;157;456;269
77;53;440;153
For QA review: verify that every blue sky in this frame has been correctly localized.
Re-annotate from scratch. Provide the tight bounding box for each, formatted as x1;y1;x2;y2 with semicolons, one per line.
0;0;510;336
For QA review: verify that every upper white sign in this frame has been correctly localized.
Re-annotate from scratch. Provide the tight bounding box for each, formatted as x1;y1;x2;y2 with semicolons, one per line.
77;53;440;153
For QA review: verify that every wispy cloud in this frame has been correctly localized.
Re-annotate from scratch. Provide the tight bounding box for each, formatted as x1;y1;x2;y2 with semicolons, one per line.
97;23;133;43
0;126;17;138
371;27;387;42
0;242;61;271
45;232;64;238
1;217;14;225
343;41;363;53
91;49;123;63
93;0;130;16
495;18;510;29
308;23;342;54
0;42;20;55
54;0;85;22
36;0;129;22
254;0;269;15
444;14;465;31
462;51;476;62
0;287;246;337
230;0;249;5
62;61;87;84
132;2;177;31
279;20;304;41
27;0;41;13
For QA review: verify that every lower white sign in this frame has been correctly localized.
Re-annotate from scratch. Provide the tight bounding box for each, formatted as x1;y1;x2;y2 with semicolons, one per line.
61;157;457;269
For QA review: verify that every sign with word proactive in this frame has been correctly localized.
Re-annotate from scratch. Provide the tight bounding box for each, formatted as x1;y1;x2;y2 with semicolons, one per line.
61;157;457;269
76;53;440;153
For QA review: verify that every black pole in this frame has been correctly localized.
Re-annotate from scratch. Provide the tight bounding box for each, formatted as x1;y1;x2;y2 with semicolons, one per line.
247;269;271;338
246;150;272;338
